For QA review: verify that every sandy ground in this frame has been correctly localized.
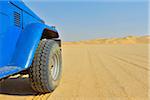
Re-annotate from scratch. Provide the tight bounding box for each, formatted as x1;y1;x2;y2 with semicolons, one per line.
0;44;149;100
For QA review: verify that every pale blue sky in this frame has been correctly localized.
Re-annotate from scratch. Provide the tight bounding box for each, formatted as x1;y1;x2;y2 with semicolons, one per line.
24;0;148;41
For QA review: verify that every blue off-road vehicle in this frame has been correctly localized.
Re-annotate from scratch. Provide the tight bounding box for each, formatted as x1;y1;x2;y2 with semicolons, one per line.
0;0;62;93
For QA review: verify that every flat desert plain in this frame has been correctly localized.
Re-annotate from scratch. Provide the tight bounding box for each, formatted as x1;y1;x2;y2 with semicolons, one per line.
0;36;150;100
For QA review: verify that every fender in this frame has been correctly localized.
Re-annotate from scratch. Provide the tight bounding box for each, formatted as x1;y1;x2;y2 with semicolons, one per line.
9;23;59;69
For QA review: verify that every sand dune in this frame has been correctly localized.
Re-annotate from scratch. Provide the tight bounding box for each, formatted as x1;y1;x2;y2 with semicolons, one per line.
0;36;149;100
63;36;150;45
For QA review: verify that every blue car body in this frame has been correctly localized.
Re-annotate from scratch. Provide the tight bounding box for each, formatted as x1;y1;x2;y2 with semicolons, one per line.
0;0;59;79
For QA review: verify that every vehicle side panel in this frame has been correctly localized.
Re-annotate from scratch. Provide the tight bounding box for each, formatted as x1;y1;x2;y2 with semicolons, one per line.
9;23;56;69
23;11;40;28
0;2;22;67
10;0;43;23
0;0;59;79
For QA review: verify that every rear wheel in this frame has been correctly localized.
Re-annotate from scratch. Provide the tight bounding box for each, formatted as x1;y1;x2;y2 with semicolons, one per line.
29;39;62;93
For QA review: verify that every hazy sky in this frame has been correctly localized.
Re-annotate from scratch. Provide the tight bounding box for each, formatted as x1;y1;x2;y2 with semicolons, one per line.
24;0;148;41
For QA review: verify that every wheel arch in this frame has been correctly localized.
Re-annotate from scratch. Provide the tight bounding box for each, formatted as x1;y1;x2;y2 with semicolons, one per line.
41;28;59;39
9;23;60;70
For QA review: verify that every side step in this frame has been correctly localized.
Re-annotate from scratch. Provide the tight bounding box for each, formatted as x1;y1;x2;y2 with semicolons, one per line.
0;66;22;79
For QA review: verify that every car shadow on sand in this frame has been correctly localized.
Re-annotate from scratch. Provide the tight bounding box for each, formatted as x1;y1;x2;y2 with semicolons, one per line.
0;75;38;96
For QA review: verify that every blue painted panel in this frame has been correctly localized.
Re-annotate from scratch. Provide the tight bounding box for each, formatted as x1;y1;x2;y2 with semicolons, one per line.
0;66;22;79
10;23;56;69
0;1;22;67
23;11;39;28
10;0;43;23
0;13;9;66
0;0;59;79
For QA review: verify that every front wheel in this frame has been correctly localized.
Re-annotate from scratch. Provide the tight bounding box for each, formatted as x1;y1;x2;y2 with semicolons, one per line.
29;39;62;93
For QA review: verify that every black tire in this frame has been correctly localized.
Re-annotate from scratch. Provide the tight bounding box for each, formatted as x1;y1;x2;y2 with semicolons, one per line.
29;39;62;93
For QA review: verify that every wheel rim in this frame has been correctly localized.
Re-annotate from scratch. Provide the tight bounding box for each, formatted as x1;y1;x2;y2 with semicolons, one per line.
50;53;60;80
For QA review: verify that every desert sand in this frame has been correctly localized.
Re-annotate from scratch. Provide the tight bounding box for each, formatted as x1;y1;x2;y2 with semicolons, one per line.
63;35;150;45
0;36;149;100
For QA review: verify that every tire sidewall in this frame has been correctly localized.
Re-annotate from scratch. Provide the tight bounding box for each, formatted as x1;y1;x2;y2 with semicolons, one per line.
46;41;62;90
